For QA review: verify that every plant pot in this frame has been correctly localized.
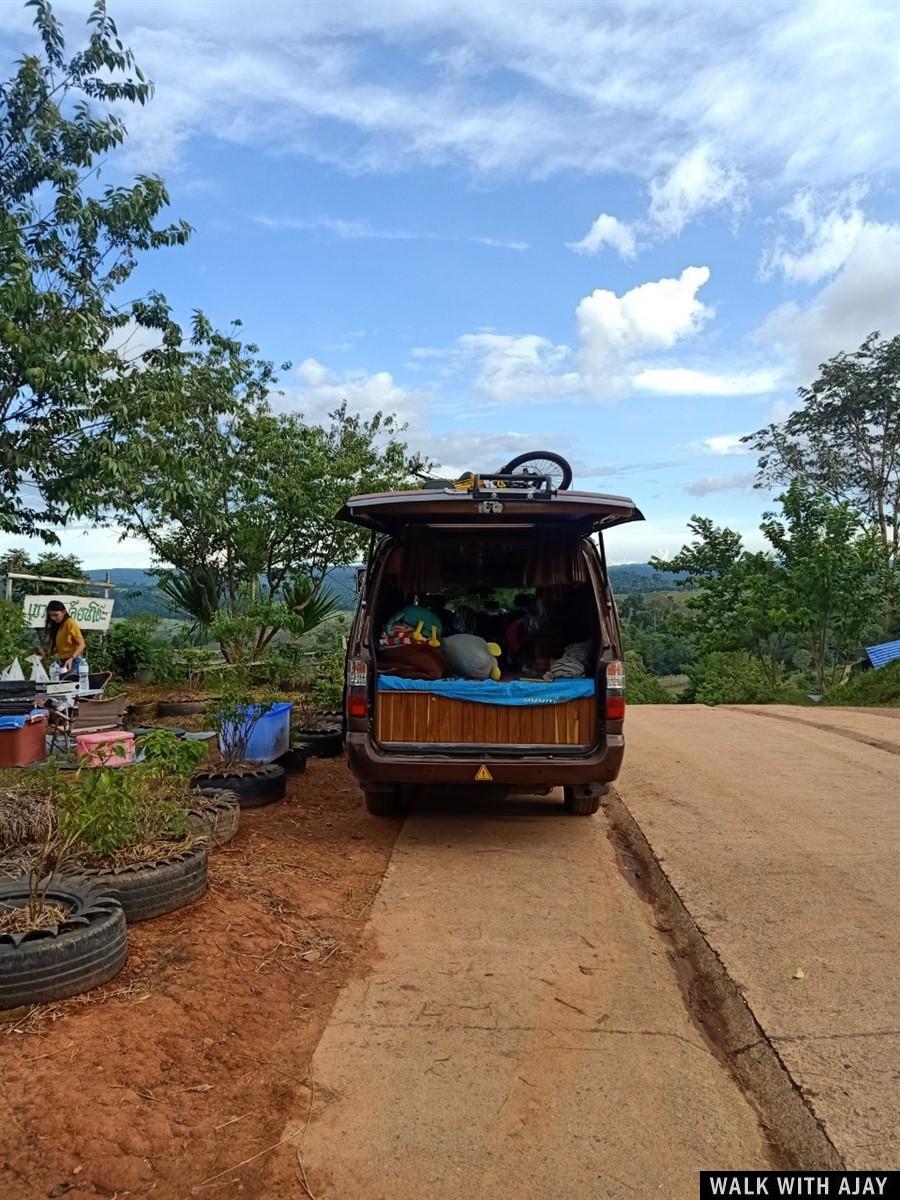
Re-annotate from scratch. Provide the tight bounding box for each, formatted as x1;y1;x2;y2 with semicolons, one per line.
78;847;209;923
276;747;308;774
191;764;287;808
187;789;240;848
0;878;127;1009
292;729;343;758
157;699;206;717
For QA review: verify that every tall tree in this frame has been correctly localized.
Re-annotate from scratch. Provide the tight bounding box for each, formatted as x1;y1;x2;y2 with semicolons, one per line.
761;481;890;692
0;0;193;539
745;332;900;562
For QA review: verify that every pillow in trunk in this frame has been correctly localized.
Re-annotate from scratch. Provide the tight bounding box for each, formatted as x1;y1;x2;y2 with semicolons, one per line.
442;635;502;682
377;644;445;680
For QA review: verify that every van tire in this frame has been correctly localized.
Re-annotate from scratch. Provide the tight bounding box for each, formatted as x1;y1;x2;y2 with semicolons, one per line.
563;787;602;815
363;788;409;818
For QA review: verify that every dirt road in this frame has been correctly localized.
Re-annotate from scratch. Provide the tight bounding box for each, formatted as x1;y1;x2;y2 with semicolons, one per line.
292;791;773;1199
618;704;900;1170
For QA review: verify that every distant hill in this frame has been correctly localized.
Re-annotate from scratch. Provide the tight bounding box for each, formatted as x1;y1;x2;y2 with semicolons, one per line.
86;561;676;621
607;563;687;593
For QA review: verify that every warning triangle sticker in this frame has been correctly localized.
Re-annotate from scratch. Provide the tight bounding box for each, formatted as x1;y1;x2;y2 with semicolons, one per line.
474;765;493;782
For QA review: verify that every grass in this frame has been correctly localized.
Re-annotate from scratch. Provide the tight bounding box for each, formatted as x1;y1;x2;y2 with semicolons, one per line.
0;900;69;937
822;659;900;707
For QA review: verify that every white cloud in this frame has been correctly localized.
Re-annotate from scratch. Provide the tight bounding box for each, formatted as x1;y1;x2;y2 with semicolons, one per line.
567;213;637;259
686;472;756;496
647;145;745;237
757;219;900;384
577;266;713;396
632;366;779;396
255;214;528;250
7;0;897;186
455;333;580;402
701;435;751;456
288;358;424;426
762;188;868;284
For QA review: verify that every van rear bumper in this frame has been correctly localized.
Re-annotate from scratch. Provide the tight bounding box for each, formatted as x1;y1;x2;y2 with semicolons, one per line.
347;733;624;788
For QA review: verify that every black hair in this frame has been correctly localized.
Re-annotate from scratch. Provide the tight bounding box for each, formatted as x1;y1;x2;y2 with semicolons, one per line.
44;601;68;650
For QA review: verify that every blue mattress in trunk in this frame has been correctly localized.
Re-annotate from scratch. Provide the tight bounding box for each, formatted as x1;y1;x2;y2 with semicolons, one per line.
377;676;595;707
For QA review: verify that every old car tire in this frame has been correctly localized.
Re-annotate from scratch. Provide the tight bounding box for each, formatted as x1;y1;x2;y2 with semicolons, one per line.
187;790;240;848
363;788;409;818
191;765;287;808
293;730;343;758
80;848;208;923
276;747;308;774
563;787;602;815
157;700;205;717
0;878;127;1009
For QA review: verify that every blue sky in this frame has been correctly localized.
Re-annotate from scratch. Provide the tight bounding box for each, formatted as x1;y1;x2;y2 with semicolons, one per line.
2;0;899;567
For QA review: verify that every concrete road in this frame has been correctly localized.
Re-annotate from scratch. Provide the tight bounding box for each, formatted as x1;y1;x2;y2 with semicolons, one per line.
292;793;772;1199
618;705;900;1170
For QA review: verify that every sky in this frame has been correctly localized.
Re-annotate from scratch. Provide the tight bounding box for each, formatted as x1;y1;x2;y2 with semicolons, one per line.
1;0;899;568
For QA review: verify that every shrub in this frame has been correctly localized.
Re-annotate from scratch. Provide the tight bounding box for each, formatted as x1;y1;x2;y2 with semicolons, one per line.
53;765;188;857
0;599;29;668
624;650;673;704
136;730;208;776
686;651;772;706
105;616;160;679
823;660;900;707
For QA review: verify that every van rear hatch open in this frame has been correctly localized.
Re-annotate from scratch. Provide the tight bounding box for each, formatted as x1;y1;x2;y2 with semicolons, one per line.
338;483;642;757
336;484;644;534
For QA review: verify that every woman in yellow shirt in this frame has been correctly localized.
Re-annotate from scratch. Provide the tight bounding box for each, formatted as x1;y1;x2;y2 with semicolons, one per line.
42;601;87;674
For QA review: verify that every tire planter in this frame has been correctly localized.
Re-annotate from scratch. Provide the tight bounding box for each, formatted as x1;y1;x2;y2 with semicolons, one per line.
157;699;206;718
187;789;240;848
0;878;127;1009
191;764;287;808
80;847;208;923
276;747;308;774
292;729;343;758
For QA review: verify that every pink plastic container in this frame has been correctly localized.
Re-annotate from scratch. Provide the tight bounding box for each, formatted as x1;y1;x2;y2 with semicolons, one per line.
76;731;135;767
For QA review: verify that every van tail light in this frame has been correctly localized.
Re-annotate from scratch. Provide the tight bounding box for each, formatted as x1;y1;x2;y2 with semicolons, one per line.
347;659;369;720
605;660;625;721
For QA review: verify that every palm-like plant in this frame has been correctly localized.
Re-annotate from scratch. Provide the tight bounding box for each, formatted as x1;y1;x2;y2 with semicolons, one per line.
157;567;223;635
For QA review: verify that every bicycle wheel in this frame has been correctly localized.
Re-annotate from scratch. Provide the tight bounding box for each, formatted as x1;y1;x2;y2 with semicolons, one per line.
499;451;573;490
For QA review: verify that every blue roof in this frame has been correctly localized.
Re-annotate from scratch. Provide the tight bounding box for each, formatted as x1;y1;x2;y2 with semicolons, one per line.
866;640;900;669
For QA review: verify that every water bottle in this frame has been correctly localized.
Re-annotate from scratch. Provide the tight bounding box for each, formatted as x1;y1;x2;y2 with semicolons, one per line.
78;659;89;690
50;661;60;683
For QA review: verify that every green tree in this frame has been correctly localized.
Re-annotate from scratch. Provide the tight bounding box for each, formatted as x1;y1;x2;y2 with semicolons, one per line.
110;387;421;602
1;0;196;539
745;332;900;562
761;481;890;692
652;520;791;690
0;548;84;602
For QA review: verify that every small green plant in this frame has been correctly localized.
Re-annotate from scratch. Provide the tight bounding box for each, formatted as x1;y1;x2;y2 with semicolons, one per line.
212;669;276;768
105;617;160;680
136;730;208;776
54;765;188;857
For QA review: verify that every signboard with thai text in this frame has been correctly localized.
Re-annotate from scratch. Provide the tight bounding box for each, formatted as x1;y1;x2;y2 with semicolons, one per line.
23;595;115;631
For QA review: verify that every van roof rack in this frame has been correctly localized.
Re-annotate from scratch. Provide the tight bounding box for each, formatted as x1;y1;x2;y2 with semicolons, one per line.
457;472;557;500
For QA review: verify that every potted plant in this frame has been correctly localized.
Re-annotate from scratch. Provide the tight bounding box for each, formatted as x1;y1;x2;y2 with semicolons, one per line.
291;693;343;759
191;672;288;807
137;728;240;848
2;751;211;926
0;805;127;1010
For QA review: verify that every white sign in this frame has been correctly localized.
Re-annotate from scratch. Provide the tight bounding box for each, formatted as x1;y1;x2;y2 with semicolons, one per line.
24;594;115;631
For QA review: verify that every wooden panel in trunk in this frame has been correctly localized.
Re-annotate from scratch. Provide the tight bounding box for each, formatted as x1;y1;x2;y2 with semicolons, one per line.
376;693;596;745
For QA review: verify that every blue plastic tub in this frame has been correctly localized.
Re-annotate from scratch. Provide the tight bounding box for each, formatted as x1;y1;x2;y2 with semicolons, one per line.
218;701;292;763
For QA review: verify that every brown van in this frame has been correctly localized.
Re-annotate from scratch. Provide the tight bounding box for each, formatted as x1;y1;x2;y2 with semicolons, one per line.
338;474;643;817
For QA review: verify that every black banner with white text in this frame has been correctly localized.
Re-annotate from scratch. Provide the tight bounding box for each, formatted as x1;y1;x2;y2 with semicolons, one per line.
700;1173;899;1199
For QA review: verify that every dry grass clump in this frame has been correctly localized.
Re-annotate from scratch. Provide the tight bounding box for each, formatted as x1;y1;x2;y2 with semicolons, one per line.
0;900;69;937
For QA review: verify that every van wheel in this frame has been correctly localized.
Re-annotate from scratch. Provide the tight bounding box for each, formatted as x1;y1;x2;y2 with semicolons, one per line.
363;788;409;818
563;787;601;815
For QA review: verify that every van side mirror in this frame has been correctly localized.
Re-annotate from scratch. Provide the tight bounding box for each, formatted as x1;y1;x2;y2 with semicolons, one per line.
355;567;366;594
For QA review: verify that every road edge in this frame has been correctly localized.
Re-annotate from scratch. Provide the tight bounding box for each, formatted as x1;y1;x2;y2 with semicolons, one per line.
605;787;844;1171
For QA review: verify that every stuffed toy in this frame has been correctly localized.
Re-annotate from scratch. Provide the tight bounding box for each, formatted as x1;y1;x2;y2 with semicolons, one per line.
442;634;502;682
383;606;443;648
